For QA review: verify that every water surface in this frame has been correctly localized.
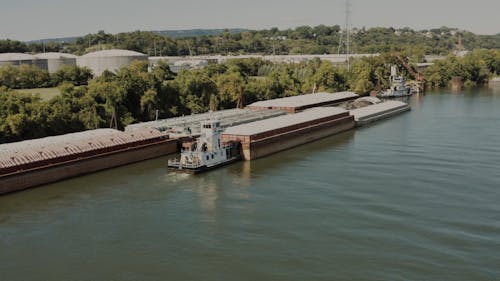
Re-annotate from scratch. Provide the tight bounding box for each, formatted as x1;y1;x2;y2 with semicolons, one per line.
1;87;500;281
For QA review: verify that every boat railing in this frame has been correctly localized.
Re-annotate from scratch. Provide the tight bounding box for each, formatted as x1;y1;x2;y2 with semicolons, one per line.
167;159;203;169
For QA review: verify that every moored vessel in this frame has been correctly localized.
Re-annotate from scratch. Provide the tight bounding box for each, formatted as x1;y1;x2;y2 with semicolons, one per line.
378;66;413;98
167;119;241;174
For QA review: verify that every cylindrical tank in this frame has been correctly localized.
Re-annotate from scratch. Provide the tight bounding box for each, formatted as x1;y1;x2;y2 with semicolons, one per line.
76;49;148;76
35;52;78;73
0;53;48;71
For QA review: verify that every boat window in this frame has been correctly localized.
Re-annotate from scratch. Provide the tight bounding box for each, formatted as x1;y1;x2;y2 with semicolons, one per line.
206;155;209;161
211;154;214;159
203;124;212;129
215;122;220;127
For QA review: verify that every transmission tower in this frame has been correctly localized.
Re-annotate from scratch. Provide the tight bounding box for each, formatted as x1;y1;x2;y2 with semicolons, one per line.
337;0;352;71
345;0;352;71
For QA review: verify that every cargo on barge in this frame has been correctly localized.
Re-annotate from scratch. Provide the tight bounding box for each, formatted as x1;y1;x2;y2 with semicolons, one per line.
0;129;177;195
222;107;355;160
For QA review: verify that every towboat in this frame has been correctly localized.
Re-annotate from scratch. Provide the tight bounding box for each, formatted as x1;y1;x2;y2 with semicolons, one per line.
167;119;241;174
378;65;413;98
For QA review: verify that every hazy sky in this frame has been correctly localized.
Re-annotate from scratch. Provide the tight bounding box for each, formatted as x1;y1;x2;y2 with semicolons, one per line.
1;0;499;41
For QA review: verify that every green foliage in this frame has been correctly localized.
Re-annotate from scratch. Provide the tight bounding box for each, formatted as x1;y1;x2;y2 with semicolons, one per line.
215;71;246;108
424;49;498;88
0;64;51;89
172;69;217;113
306;61;348;93
0;91;47;142
1;50;499;144
51;65;93;86
2;26;497;57
0;39;29;53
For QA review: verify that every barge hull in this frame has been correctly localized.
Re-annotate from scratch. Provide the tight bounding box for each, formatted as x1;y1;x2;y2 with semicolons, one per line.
167;156;242;174
240;116;355;160
355;107;410;127
0;139;177;195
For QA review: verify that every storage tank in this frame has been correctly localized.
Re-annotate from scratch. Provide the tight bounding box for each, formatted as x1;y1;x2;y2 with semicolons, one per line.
0;53;48;71
35;52;78;73
77;49;148;76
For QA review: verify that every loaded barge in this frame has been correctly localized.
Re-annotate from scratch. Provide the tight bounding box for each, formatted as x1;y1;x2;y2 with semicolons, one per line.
0;129;177;194
0;92;412;192
222;107;355;160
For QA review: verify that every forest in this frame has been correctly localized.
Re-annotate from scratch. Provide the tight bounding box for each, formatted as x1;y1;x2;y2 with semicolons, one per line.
1;26;500;56
1;49;499;143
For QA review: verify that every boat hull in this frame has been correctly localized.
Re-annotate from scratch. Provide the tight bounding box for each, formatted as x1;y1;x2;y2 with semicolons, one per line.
167;156;241;174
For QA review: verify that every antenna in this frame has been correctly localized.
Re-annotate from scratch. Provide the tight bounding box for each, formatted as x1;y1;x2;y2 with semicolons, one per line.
457;33;463;52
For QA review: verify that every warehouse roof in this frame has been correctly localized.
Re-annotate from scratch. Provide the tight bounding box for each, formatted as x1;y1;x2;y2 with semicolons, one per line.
0;128;165;169
35;52;78;59
223;107;347;136
81;49;147;58
0;53;38;61
247;92;358;109
350;101;409;121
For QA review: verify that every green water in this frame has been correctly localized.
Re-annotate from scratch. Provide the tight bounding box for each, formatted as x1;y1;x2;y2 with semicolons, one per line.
1;87;500;281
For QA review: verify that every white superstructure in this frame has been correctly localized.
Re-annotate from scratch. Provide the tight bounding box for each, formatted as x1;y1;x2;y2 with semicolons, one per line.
168;119;241;173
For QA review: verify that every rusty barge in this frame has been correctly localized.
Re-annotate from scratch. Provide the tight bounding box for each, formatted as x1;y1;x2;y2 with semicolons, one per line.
0;129;177;195
0;91;411;194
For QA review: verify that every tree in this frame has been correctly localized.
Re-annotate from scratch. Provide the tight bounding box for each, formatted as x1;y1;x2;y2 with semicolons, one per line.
51;65;93;86
173;69;217;113
215;71;246;109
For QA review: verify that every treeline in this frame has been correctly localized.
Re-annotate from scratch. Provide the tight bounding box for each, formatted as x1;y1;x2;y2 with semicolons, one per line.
0;57;365;142
0;65;92;89
1;49;499;143
2;26;499;56
425;49;500;88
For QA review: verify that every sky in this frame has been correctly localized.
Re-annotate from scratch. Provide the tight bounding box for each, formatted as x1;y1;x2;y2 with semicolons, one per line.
0;0;499;41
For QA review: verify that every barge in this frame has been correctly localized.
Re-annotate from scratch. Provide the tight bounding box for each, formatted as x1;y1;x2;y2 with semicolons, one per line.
350;101;411;127
222;107;355;160
247;92;358;113
0;129;177;195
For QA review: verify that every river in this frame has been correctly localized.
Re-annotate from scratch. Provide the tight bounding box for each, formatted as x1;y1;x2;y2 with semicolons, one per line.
1;86;500;281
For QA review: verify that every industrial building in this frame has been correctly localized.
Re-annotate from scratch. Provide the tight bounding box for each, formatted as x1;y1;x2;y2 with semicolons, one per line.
0;128;176;194
247;92;358;113
35;52;78;73
150;54;378;67
222;107;355;160
77;49;148;76
0;53;48;71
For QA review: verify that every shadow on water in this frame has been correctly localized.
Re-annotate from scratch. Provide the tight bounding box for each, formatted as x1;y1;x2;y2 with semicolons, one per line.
1;122;357;219
0;155;178;218
233;129;356;180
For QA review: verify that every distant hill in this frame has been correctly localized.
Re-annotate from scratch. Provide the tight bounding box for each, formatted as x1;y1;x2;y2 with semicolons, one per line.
154;28;248;38
26;37;80;44
26;29;248;43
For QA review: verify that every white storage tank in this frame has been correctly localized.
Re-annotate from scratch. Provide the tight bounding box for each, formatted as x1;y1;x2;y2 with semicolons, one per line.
77;49;148;76
0;53;48;71
35;52;78;73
